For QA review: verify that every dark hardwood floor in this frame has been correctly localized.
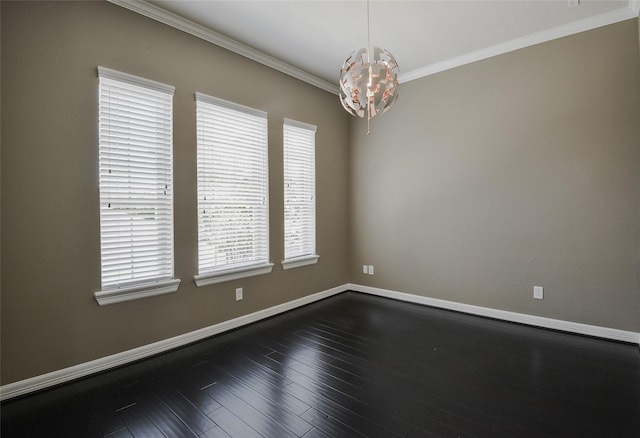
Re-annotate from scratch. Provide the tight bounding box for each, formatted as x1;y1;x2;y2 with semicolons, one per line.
2;291;639;437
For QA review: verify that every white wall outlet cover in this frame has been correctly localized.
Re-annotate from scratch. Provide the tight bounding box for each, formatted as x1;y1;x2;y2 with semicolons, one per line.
235;287;243;301
368;265;374;275
533;286;544;300
363;265;368;274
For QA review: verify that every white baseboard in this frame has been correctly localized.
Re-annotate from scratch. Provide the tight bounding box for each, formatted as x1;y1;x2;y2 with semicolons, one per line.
348;283;640;345
3;283;637;401
0;284;348;402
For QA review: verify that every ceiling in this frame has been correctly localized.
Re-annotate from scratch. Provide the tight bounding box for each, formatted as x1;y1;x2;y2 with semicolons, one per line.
114;0;639;93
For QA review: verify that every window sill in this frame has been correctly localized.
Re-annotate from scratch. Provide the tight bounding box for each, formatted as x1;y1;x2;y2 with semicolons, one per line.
194;263;274;287
94;278;181;306
281;255;320;270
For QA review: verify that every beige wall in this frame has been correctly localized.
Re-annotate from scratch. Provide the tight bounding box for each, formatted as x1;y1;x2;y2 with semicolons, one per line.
2;1;639;388
0;1;350;385
350;19;640;332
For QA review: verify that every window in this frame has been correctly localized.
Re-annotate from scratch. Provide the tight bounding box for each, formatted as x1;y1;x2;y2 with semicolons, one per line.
194;92;272;286
94;67;180;306
282;119;319;269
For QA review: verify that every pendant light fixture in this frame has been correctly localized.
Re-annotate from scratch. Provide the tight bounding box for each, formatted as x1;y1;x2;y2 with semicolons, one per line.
339;0;399;134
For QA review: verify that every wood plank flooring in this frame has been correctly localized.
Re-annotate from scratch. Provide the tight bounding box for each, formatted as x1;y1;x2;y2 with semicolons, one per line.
2;291;639;437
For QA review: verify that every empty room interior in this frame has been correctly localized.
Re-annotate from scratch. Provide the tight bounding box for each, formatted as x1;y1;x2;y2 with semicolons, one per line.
1;1;640;437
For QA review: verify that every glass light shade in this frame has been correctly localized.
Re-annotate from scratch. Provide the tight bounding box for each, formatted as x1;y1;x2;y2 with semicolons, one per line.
339;47;399;121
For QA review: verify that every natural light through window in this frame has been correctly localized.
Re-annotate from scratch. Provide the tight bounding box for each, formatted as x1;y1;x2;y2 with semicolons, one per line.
282;119;318;270
95;67;180;305
194;93;272;286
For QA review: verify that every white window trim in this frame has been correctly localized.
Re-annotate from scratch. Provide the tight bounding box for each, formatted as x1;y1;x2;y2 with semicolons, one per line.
95;67;180;305
281;255;320;270
94;279;181;306
283;118;316;131
195;92;267;118
194;263;274;287
194;92;271;286
282;118;318;268
97;66;175;93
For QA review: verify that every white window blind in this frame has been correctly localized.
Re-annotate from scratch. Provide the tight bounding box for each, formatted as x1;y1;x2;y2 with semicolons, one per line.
195;92;270;282
98;67;176;291
283;119;317;265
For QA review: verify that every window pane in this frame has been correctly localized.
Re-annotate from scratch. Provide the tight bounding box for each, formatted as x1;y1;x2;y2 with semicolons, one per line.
283;119;316;260
196;93;269;274
98;67;175;289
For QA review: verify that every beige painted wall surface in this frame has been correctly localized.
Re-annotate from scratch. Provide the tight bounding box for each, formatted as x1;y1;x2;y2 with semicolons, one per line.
0;1;349;385
350;19;640;332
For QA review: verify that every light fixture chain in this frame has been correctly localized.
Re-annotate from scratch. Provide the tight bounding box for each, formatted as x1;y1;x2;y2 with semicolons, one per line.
367;0;371;134
366;0;371;63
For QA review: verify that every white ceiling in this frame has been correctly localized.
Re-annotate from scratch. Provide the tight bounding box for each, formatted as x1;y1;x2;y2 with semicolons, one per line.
115;0;639;93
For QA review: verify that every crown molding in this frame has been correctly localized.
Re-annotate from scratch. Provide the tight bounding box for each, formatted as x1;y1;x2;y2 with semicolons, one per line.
106;0;339;95
399;5;637;83
108;0;637;91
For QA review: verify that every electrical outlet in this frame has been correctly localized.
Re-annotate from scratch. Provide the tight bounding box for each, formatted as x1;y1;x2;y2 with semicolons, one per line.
235;287;243;301
368;265;374;275
363;265;368;274
533;286;543;300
